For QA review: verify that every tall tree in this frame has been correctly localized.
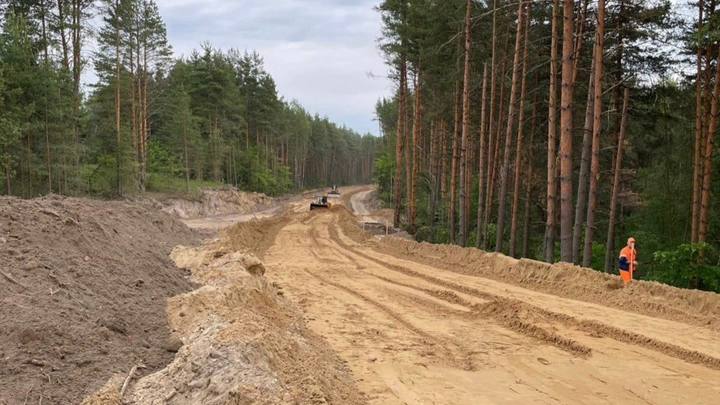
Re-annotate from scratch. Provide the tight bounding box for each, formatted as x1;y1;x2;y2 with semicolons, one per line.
691;0;704;243
544;0;560;262
509;4;530;258
559;0;575;262
582;0;606;267
477;63;489;247
458;0;473;246
497;0;526;252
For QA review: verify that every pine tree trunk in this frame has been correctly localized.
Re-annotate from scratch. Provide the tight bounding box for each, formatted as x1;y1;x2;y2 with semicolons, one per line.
410;67;423;233
699;44;720;242
404;80;414;227
485;54;507;249
57;0;71;72
605;88;630;272
544;0;560;263
114;0;122;195
692;0;705;243
572;0;591;87
459;0;473;246
393;59;407;228
572;51;596;263
522;93;539;258
183;115;190;193
497;1;526;253
509;6;530;257
440;119;448;205
72;0;82;171
559;0;576;263
582;0;606;267
481;0;498;249
429;119;439;240
477;63;489;247
450;86;462;243
141;45;149;192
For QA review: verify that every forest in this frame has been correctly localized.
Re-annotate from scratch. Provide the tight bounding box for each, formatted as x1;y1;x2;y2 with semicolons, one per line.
0;0;378;198
375;0;720;292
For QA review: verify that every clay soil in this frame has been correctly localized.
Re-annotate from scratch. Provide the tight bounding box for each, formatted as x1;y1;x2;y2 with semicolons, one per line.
0;196;197;404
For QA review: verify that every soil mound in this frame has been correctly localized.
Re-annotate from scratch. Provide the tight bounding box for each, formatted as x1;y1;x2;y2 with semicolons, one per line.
0;196;197;404
86;238;365;404
157;189;272;219
378;237;720;330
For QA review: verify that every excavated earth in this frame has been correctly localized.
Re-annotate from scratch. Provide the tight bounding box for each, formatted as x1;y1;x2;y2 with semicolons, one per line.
6;186;720;404
0;196;197;404
258;187;720;404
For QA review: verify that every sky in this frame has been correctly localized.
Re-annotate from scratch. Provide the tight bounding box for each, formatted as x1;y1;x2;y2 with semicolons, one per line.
154;0;393;136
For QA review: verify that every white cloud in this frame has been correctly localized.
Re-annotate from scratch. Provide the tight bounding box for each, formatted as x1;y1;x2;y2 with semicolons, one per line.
154;0;392;135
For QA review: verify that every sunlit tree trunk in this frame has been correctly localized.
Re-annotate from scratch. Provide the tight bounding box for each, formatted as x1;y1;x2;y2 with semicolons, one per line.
699;45;720;242
559;0;576;262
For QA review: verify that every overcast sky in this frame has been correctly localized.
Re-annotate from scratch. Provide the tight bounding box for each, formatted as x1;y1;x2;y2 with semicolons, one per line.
154;0;391;136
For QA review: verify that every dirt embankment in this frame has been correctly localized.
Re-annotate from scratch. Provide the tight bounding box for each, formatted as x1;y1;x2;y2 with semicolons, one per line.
0;196;197;404
85;214;365;404
156;189;272;219
333;207;720;331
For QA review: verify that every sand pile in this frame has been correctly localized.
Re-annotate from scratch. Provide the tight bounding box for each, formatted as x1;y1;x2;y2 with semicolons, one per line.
84;238;364;404
378;237;720;330
158;189;272;219
0;196;197;404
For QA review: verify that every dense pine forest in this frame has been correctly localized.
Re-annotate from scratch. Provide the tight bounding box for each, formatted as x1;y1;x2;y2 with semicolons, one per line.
0;0;378;198
375;0;720;292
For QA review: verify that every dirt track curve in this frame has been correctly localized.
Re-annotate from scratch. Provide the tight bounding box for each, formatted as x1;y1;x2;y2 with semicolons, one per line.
262;187;720;404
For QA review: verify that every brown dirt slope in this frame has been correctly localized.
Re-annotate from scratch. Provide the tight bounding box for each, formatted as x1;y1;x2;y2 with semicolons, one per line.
0;196;197;404
83;218;365;404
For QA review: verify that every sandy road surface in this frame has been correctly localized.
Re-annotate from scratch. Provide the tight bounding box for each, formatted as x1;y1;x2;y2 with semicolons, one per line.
261;187;720;404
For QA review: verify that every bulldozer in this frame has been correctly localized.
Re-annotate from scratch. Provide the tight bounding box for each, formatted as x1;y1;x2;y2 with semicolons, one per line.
310;195;331;210
328;185;341;198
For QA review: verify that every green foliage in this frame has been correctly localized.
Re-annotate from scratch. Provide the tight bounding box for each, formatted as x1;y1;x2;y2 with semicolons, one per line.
651;244;720;293
373;152;394;199
0;1;379;198
145;173;222;195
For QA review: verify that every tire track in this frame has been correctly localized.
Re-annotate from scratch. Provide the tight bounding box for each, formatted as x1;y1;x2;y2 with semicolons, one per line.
328;220;720;370
315;221;591;357
299;267;475;370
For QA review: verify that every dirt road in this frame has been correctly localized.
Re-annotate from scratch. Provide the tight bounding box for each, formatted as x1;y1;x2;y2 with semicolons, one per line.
262;187;720;404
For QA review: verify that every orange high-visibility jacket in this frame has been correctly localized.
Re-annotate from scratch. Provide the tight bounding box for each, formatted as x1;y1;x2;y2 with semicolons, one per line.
619;246;637;274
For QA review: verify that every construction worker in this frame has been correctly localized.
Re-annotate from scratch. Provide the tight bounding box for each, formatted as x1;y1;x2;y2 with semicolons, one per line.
618;237;638;287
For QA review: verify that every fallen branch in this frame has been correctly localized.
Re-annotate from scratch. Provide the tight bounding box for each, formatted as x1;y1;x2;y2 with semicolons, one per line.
1;270;29;290
120;364;145;400
23;386;33;405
